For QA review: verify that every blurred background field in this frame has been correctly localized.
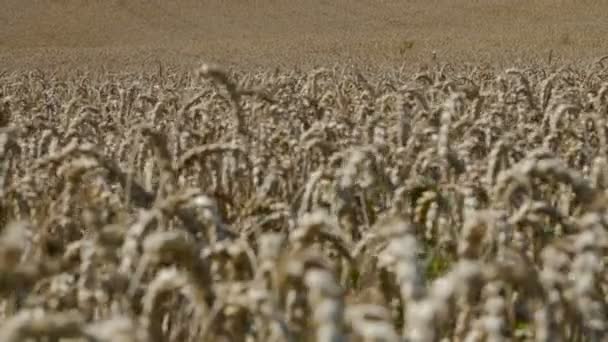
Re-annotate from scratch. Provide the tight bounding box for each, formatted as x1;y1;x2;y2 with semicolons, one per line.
2;0;608;71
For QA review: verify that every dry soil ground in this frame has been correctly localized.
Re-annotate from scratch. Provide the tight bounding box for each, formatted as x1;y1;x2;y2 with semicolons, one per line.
2;0;608;71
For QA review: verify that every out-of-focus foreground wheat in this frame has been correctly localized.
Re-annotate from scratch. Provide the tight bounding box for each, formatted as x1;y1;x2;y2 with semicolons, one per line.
2;60;608;341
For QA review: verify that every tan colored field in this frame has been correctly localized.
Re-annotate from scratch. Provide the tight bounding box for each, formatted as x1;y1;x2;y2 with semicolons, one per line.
2;0;608;70
4;2;608;341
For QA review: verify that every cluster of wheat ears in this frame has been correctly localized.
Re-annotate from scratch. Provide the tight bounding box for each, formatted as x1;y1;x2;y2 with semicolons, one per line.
2;59;608;341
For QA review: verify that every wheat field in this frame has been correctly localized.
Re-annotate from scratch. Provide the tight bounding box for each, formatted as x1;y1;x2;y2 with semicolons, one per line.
2;1;608;341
